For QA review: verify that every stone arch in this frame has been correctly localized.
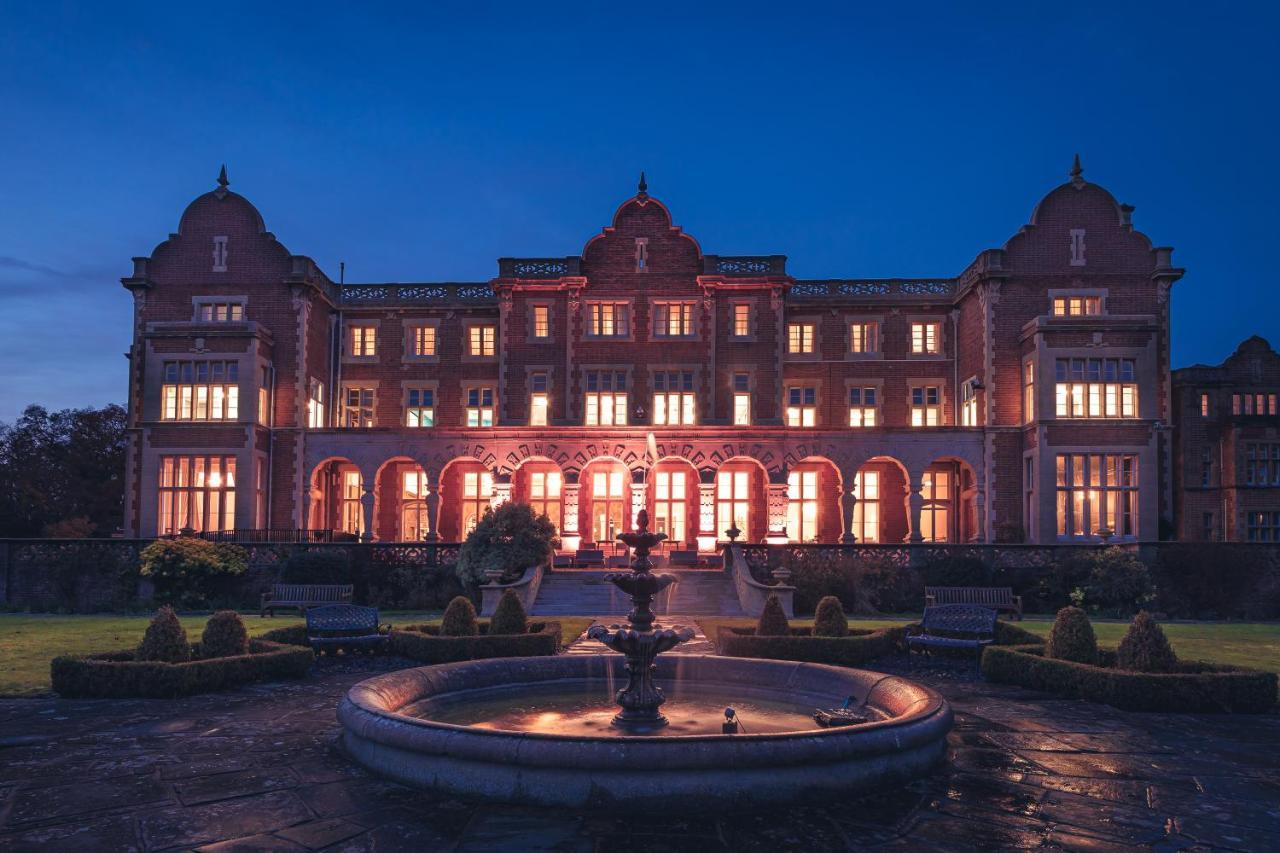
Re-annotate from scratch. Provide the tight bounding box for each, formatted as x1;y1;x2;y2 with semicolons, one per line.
648;456;700;549
713;455;771;544
510;455;568;535
580;457;633;544
308;456;365;540
851;455;911;544
438;456;496;542
786;456;843;544
922;455;982;543
373;456;430;542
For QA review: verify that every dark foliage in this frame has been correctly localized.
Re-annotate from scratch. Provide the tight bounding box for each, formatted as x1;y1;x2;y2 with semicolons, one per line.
982;645;1277;713
812;596;848;637
279;549;350;584
1046;606;1098;664
489;589;529;635
756;595;790;636
920;553;994;587
138;539;247;609
1115;611;1178;673
136;606;191;662
456;501;556;586
391;621;561;663
201;610;249;658
440;595;479;636
1151;544;1280;619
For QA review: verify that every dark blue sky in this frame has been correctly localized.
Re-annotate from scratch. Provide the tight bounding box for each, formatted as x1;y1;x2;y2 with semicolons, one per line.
1;2;1277;421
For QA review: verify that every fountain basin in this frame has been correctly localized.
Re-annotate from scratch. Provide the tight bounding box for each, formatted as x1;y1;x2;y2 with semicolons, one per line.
338;654;952;808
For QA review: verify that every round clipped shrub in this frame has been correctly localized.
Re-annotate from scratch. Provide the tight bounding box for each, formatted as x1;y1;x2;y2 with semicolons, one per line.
136;605;192;663
440;596;479;637
812;595;848;637
489;589;528;635
756;595;790;637
1115;611;1178;673
1046;606;1097;664
138;539;247;609
201;610;249;658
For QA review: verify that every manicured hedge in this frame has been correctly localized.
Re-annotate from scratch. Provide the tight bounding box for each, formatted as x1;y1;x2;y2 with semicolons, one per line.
981;644;1278;713
51;639;314;699
390;620;562;664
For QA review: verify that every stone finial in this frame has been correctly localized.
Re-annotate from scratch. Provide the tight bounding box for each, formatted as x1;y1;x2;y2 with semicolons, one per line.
1070;153;1084;187
218;164;229;188
637;171;648;199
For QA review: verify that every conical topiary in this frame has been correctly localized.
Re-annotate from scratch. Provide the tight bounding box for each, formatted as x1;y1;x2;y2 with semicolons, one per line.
1046;606;1097;664
440;595;479;636
1115;611;1178;673
756;595;791;637
136;605;192;662
201;610;249;658
812;595;848;637
489;589;528;635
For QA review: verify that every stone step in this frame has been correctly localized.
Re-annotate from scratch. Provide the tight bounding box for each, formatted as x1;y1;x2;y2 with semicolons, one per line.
532;570;744;617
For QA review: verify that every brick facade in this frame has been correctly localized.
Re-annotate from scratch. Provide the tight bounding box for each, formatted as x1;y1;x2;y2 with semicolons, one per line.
120;163;1183;548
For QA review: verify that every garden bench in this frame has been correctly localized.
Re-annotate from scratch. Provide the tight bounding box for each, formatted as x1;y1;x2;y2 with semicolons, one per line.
260;583;353;617
305;604;388;653
668;549;700;568
906;604;998;667
552;554;575;570
925;586;1022;620
574;549;605;568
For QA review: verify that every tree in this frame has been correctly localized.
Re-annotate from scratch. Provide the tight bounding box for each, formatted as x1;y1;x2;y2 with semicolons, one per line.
0;404;126;537
455;501;556;587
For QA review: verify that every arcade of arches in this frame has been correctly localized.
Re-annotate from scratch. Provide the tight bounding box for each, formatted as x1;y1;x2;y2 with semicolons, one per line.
307;455;982;547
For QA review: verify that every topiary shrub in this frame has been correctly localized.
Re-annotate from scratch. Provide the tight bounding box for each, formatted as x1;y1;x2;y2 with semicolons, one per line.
136;605;192;663
138;539;247;609
489;589;529;635
440;595;479;636
1115;611;1178;673
455;502;557;587
1046;606;1097;664
812;595;848;637
201;610;249;658
756;595;790;637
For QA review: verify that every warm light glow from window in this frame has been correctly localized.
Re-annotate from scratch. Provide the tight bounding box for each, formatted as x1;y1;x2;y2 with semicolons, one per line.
1054;359;1137;418
910;322;939;354
852;470;878;542
469;325;496;357
716;470;750;538
158;456;236;535
588;302;630;337
401;471;430;541
1052;296;1102;316
462;471;493;535
911;386;941;426
529;470;562;531
162;361;239;422
849;322;878;354
786;387;817;427
342;387;374;427
466;388;495;427
307;380;325;428
197;302;243;322
654;302;695;337
413;326;437;356
653;470;687;542
732;304;751;337
1056;453;1138;539
921;469;951;542
787;323;814;354
592;469;626;542
848;387;876;427
349;325;376;357
532;305;550;339
787;470;819;542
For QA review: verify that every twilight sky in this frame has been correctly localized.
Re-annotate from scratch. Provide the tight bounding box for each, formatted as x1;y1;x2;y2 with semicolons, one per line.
1;2;1277;422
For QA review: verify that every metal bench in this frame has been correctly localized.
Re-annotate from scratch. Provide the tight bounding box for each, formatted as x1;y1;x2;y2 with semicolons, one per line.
925;586;1023;620
260;583;353;617
305;604;388;654
574;549;605;568
551;554;575;570
906;604;998;667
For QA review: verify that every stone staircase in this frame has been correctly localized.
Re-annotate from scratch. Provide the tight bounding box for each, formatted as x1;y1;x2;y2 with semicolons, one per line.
532;570;745;617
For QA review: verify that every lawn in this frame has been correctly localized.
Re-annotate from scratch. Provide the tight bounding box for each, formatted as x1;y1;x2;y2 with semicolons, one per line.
698;616;1280;674
0;612;596;697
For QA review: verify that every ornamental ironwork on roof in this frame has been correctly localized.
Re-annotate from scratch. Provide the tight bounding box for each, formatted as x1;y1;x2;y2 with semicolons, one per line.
339;283;497;306
497;257;582;278
788;279;956;301
701;255;787;276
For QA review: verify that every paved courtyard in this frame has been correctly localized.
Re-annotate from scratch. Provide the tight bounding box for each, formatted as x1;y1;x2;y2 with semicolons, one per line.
1;644;1278;852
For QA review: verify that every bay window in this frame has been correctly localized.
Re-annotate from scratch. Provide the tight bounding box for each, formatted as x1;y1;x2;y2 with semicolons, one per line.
1054;358;1137;418
157;455;236;535
1055;453;1138;539
162;361;239;421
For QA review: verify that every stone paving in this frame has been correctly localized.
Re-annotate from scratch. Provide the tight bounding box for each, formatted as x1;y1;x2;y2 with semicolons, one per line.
1;637;1278;851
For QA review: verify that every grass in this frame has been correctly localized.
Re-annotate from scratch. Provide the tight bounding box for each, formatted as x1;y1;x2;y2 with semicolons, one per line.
698;616;1280;674
0;612;596;697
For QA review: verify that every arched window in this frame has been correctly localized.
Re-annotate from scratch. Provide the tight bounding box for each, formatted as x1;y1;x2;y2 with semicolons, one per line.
921;469;951;542
461;471;493;535
852;471;879;543
401;470;429;541
591;468;626;543
716;470;750;538
529;470;562;532
653;470;688;543
787;470;819;542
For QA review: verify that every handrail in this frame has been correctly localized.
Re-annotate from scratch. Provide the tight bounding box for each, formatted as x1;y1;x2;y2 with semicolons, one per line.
727;544;795;617
479;563;545;617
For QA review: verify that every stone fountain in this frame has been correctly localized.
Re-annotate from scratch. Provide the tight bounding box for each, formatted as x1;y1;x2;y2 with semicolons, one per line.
586;509;695;730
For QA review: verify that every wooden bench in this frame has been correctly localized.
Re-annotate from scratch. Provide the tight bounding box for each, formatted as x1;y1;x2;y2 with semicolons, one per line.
907;604;998;667
260;583;353;617
305;604;388;654
574;549;605;568
925;586;1022;620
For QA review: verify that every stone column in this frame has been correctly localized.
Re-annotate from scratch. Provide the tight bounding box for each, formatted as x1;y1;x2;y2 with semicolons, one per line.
766;482;789;544
974;488;986;543
907;474;924;544
424;481;440;541
629;481;648;530
490;477;512;511
561;477;581;551
697;482;717;552
841;489;858;543
360;483;376;543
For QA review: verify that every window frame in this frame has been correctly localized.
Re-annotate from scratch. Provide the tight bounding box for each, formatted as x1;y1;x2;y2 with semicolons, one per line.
340;383;376;428
650;300;698;340
846;318;882;359
583;300;634;340
402;381;438;429
191;296;247;323
1047;288;1107;318
462;384;497;428
464;322;498;361
345;322;379;361
528;302;554;343
786;320;818;357
728;300;755;341
908;318;944;356
404;319;441;363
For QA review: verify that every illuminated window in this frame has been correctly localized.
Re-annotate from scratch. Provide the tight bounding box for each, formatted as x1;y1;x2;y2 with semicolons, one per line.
1052;296;1102;316
654;302;695;338
1054;358;1137;418
529;470;562;531
585;371;627;425
960;380;978;427
732;372;751;425
406;389;434;428
401;471;430;541
653;470;687;542
468;325;496;357
257;367;270;426
910;386;941;426
852;471;879;543
786;387;817;427
255;457;267;529
340;471;363;536
1056;454;1138;539
157;456;236;535
920;469;951;542
349;325;376;357
1246;511;1280;542
461;471;493;535
1233;392;1278;415
532;305;550;340
653;370;696;425
587;302;630;337
307;380;325;428
787;323;815;354
849;322;878;354
716;470;750;538
1200;393;1210;417
1244;443;1280;486
466;388;495;427
529;372;549;426
412;325;437;357
592;469;626;542
787;470;819;542
1023;361;1035;423
342;387;374;427
196;301;244;322
847;387;877;427
910;322;940;354
732;304;752;338
162;361;239;421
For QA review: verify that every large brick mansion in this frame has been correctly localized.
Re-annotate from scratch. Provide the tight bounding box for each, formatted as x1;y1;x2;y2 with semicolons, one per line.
121;161;1191;548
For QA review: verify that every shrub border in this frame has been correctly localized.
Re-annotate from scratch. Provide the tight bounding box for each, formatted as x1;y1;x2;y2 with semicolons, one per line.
50;639;315;699
390;620;562;664
981;644;1278;713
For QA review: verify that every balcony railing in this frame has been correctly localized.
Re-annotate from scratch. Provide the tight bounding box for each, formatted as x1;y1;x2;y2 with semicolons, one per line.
200;529;347;543
788;279;956;300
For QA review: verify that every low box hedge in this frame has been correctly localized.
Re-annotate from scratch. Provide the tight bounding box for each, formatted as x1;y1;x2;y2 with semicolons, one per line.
51;639;314;699
390;620;561;664
981;644;1278;713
